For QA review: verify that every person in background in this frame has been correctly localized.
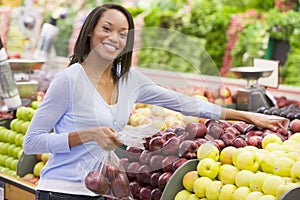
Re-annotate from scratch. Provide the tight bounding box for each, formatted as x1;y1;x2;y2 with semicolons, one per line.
23;3;283;200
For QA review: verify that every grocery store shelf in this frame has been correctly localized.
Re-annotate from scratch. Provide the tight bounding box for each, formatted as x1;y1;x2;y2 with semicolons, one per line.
136;67;300;101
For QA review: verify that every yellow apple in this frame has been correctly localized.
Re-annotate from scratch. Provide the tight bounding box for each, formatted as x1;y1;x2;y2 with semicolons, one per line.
197;142;219;161
187;194;200;200
232;186;251;200
232;148;246;167
236;150;260;172
193;176;212;198
183;170;199;192
290;161;300;182
243;145;258;152
262;175;285;196
276;182;299;200
219;146;237;165
219;184;237;200
205;180;223;200
218;164;239;185
261;134;283;149
273;157;295;177
288;132;300;143
235;170;254;187
33;161;45;177
258;195;276;200
260;153;277;173
255;149;268;164
265;142;284;152
249;171;271;192
245;191;263;200
174;189;192;200
197;158;220;179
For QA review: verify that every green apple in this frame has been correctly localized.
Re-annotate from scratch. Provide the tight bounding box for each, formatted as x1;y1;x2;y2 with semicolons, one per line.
30;100;41;109
219;146;237;165
0;155;9;166
14;133;23;146
12;147;22;159
232;148;245;167
288;132;300;143
14;119;25;133
5;156;14;168
7;130;17;144
183;170;199;192
21;121;31;134
245;191;263;200
276;182;299;200
174;189;192;200
258;195;276;200
0;142;10;155
193;176;212;198
205;180;223;200
236;150;260;172
260;153;277;173
219;184;236;200
9;119;18;132
261;134;283;149
16;106;26;120
273;157;295;177
290;161;300;182
249;171;270;192
232;186;251;200
218;164;239;185
10;159;18;170
262;175;285;196
197;158;220;179
235;170;254;187
7;144;17;157
197;142;219;161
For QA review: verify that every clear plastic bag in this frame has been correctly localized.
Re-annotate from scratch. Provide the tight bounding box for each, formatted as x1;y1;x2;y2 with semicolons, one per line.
84;150;133;199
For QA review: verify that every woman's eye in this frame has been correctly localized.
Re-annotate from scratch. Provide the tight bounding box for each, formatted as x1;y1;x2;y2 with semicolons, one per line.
119;32;127;38
102;26;110;31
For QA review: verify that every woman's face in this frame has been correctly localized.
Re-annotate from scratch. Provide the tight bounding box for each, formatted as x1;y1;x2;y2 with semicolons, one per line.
90;9;129;61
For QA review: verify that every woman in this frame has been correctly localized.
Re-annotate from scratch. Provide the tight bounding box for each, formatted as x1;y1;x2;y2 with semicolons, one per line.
23;3;282;200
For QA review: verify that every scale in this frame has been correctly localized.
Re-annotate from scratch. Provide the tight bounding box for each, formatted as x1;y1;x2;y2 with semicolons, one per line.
9;59;45;102
230;60;278;112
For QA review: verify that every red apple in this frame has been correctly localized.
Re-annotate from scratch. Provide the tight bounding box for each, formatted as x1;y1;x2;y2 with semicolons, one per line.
104;163;120;179
220;131;237;146
111;172;131;199
172;158;188;171
149;154;165;171
125;146;142;161
185;122;208;139
119;158;129;171
158;172;173;191
213;139;226;151
149;136;166;153
178;140;199;159
162;137;180;155
126;161;141;181
139;187;152;200
177;134;187;143
206;123;224;139
162;132;176;141
232;137;247;148
290;119;300;133
129;181;141;199
224;126;241;136
85;170;109;194
194;138;208;146
136;165;152;185
174;127;187;136
151;188;163;200
139;150;154;165
150;171;163;188
162;155;178;172
233;121;255;134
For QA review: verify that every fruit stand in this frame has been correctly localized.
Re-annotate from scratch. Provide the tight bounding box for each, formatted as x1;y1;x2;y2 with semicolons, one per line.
1;0;300;200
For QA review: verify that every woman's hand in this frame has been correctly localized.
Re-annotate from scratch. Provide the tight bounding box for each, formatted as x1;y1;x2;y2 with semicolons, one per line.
92;126;123;151
69;126;122;150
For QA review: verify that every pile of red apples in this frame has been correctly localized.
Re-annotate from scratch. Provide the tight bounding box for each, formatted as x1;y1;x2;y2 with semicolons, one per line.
118;117;296;200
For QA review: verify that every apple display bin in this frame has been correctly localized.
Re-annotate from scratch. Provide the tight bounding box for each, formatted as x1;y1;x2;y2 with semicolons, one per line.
161;159;199;200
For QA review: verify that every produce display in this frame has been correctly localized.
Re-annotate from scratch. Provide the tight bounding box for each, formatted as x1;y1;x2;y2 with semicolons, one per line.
174;136;300;200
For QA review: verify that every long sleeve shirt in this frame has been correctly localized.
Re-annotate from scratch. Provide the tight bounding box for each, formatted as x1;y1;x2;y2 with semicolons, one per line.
23;63;222;195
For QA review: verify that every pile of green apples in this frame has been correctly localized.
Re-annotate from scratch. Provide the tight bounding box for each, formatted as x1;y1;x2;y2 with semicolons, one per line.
174;133;300;200
0;101;40;177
